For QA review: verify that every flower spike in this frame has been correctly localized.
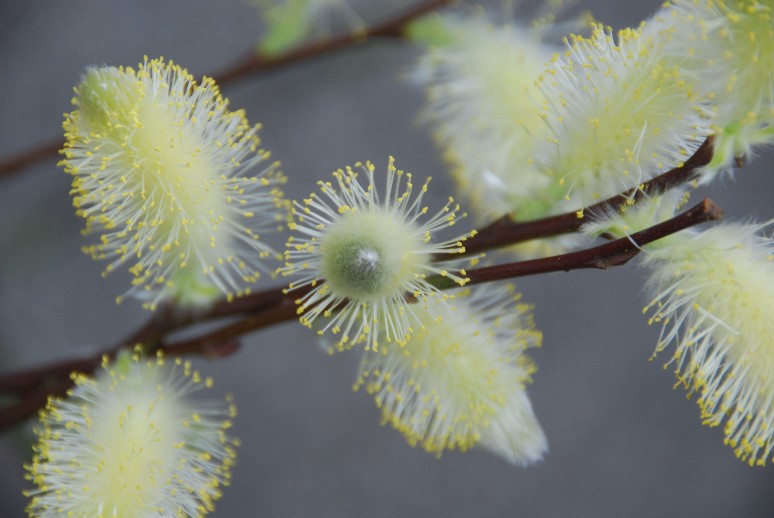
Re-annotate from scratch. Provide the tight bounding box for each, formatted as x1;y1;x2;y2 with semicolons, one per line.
24;350;238;517
535;22;712;209
61;57;287;311
281;157;474;350
411;13;556;222
644;223;774;466
356;283;546;464
658;0;774;179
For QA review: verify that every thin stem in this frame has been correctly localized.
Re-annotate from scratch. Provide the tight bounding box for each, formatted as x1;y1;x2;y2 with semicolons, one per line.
164;298;299;357
0;195;721;430
0;0;453;181
0;379;73;431
0;285;301;398
0;139;62;180
459;137;715;257
435;198;723;290
0;306;178;395
0;310;219;429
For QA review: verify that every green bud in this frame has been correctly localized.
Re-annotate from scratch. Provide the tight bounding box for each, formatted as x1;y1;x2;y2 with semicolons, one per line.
78;67;138;131
321;237;389;299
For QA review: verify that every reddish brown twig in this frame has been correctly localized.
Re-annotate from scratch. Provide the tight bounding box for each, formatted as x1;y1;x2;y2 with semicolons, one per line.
0;306;178;396
441;198;722;289
0;139;62;180
164;298;299;357
135;199;724;368
0;379;73;431
0;196;720;431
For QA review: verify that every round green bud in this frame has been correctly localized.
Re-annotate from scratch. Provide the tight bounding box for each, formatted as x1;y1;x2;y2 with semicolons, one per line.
322;238;388;299
78;67;139;132
319;210;427;302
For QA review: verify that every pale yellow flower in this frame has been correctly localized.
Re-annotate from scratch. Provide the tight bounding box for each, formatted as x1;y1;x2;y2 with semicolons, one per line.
281;157;474;350
535;23;712;209
61;57;286;310
25;350;238;516
660;0;774;178
357;284;546;464
644;223;774;465
412;13;555;222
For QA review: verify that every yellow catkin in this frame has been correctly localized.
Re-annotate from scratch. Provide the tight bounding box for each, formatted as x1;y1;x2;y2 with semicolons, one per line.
24;350;238;516
280;157;473;351
356;283;546;465
61;57;287;310
644;223;774;465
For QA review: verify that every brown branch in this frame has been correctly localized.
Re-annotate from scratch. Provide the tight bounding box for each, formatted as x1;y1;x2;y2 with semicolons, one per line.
0;139;62;180
163;298;299;357
0;379;73;431
440;198;723;289
0;281;304;399
459;137;715;257
0;190;721;430
0;306;179;396
0;0;453;181
101;198;724;382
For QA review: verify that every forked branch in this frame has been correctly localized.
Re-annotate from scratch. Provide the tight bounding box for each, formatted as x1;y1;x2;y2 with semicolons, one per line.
0;196;722;430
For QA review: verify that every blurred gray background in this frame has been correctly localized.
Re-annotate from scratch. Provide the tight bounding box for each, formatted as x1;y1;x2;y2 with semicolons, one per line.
1;0;773;516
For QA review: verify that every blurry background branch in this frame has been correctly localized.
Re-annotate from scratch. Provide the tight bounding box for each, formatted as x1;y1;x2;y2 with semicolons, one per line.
0;0;453;182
